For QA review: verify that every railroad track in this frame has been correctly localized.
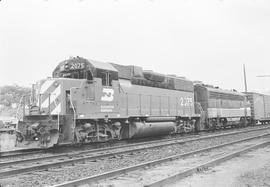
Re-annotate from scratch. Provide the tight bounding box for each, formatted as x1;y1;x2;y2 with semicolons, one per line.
0;125;263;159
52;132;270;187
0;125;268;161
0;126;269;180
0;148;43;158
0;125;266;160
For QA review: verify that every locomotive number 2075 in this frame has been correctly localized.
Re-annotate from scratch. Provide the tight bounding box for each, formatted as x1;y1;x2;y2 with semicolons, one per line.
180;97;193;106
70;62;85;70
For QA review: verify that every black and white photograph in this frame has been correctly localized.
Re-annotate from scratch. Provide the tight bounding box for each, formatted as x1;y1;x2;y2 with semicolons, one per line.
1;0;270;186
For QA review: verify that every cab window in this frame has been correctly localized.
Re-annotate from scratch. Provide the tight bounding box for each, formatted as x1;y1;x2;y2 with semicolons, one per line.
86;70;93;80
100;72;112;86
101;72;107;86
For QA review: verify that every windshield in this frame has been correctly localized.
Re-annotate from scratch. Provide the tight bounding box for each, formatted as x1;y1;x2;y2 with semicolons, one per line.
54;69;93;80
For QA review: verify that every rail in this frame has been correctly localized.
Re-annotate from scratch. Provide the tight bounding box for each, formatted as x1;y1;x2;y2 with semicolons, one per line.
52;133;270;187
0;126;268;178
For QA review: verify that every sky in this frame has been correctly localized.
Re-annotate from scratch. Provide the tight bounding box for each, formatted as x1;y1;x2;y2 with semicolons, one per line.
0;0;270;93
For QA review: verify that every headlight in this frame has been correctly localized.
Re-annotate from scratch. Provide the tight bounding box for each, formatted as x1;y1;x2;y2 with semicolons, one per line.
54;82;59;87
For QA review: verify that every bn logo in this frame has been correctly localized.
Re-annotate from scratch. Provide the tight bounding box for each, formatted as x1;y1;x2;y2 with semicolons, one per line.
101;88;114;102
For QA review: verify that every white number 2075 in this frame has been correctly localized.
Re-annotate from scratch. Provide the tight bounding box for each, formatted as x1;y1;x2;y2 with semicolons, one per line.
180;97;193;106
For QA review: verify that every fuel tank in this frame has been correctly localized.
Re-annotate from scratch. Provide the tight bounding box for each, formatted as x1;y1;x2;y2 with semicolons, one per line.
145;117;176;122
121;121;176;139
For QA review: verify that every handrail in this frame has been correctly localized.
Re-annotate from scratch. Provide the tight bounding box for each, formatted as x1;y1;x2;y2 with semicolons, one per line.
194;102;204;114
16;92;58;119
69;81;87;141
53;99;60;131
15;94;31;121
69;88;77;130
16;95;24;121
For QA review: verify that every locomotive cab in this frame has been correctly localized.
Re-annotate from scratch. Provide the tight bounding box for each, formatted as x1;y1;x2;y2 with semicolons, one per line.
16;57;121;147
62;58;121;143
54;57;121;144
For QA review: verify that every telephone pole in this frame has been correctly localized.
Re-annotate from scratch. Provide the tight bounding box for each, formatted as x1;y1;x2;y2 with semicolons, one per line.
243;64;248;93
243;64;247;126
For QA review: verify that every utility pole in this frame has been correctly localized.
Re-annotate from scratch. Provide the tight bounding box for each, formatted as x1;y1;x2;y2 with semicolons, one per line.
243;64;248;93
243;64;248;126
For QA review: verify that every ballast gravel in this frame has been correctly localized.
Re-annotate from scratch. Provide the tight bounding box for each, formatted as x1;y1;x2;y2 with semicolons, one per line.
0;129;268;187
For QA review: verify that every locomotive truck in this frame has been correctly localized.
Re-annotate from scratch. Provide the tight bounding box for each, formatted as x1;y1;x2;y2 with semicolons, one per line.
16;56;252;148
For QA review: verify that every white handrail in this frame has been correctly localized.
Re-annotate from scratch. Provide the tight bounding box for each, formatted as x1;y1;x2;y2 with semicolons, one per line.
16;95;26;121
69;81;85;139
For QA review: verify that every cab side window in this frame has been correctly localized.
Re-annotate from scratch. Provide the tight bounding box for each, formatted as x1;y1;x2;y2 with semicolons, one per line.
100;72;112;86
101;72;107;86
86;70;93;80
108;73;112;86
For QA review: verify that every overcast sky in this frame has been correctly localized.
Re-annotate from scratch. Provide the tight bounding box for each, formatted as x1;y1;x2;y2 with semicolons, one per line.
1;0;270;93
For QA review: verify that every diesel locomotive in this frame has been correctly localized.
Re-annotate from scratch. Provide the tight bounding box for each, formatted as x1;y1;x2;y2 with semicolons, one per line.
16;56;253;148
194;84;251;130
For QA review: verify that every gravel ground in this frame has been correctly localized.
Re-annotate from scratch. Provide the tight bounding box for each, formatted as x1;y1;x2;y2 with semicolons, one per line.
98;138;268;186
0;129;269;187
170;145;270;187
0;133;16;152
234;151;270;187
